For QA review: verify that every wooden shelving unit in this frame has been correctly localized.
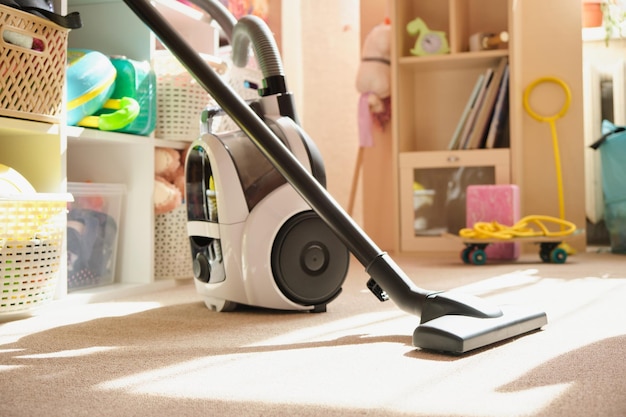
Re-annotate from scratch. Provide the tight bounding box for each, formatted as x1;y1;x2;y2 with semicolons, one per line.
359;0;587;253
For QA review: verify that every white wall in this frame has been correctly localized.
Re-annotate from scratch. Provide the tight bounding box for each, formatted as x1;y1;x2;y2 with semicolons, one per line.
282;0;362;219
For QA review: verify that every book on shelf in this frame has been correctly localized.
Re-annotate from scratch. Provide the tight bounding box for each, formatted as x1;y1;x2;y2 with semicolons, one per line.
457;67;494;150
448;73;485;150
494;115;510;148
464;57;509;149
484;64;510;149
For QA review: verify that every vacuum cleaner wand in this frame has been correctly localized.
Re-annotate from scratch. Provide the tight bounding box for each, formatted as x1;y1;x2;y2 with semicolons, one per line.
122;0;547;354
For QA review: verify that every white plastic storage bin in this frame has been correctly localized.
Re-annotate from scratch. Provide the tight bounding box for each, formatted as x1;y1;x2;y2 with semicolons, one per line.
67;183;125;291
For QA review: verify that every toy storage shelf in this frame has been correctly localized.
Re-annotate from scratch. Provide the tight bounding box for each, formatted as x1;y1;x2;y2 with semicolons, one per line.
392;0;510;251
63;0;214;292
366;0;587;253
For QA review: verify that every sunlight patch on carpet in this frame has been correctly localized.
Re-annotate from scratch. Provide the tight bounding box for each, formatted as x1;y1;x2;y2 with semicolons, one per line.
0;301;164;345
15;346;118;359
93;344;574;416
0;364;24;373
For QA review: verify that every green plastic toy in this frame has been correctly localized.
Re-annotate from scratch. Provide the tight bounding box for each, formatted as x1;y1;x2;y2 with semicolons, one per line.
77;97;140;131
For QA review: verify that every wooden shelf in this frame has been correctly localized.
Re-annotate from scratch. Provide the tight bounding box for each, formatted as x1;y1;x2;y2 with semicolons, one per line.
67;126;190;150
0;116;60;136
398;49;508;71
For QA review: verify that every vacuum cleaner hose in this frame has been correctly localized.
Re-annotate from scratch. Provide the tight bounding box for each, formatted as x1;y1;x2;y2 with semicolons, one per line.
231;15;282;75
231;15;288;97
186;1;286;96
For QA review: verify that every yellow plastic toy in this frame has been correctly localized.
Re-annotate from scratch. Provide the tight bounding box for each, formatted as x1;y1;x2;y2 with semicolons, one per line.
456;215;578;265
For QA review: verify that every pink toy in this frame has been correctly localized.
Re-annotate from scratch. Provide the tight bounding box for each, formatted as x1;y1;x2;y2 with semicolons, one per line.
466;184;520;260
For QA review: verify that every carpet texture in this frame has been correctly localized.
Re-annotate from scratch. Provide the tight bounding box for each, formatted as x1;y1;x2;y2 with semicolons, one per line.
1;251;625;416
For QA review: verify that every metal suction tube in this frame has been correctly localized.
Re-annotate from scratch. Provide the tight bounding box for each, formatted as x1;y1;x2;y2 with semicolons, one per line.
123;0;435;316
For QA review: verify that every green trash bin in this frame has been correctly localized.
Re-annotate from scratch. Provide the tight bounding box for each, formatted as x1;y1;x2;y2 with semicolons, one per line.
591;120;626;254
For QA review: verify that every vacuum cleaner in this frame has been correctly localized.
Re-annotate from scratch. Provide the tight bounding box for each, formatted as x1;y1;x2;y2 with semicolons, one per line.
122;0;548;354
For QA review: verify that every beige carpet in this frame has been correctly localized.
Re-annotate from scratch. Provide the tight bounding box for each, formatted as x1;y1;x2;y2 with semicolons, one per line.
1;250;625;417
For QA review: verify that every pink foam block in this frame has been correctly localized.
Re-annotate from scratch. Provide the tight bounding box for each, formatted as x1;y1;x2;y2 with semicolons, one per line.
466;184;520;260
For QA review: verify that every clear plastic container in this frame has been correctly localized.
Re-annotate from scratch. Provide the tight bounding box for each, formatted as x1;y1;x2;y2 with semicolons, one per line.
67;182;125;290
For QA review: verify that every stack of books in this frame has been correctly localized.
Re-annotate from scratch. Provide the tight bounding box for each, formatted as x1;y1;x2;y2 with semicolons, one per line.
448;57;510;150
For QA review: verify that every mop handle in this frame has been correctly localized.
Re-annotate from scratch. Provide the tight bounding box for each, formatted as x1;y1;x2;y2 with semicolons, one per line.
523;76;571;222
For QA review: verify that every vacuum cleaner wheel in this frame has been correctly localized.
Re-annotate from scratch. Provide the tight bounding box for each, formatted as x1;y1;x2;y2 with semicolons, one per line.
271;211;349;308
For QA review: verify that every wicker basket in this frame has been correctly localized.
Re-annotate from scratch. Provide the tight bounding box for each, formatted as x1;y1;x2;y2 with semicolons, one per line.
154;204;193;280
0;5;69;123
0;195;69;315
153;50;264;140
153;50;227;141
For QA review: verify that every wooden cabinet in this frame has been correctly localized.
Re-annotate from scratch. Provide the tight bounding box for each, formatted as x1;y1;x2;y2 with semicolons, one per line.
398;148;509;251
360;0;586;253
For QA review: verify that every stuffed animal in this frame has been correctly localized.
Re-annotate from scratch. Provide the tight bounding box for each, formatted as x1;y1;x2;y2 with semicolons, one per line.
355;18;392;147
154;146;186;215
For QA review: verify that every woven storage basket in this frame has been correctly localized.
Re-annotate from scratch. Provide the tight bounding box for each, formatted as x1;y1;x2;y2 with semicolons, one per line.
0;195;69;314
153;50;228;141
0;5;69;123
154;204;193;280
153;50;264;140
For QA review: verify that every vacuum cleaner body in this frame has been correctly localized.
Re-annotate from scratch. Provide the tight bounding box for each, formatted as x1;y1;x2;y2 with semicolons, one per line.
125;0;547;355
186;94;349;313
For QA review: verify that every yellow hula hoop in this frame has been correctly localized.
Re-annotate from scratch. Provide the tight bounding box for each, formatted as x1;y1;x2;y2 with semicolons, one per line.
523;76;571;123
522;77;571;223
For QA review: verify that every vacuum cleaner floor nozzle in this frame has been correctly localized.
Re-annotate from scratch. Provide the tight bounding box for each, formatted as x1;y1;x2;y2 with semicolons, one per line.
413;304;548;354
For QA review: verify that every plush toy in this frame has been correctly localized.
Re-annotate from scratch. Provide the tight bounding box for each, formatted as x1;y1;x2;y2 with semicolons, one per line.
154;147;186;215
356;18;392;147
173;146;188;196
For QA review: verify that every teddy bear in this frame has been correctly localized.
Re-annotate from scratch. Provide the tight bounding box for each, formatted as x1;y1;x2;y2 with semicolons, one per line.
355;18;392;147
154;146;187;215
